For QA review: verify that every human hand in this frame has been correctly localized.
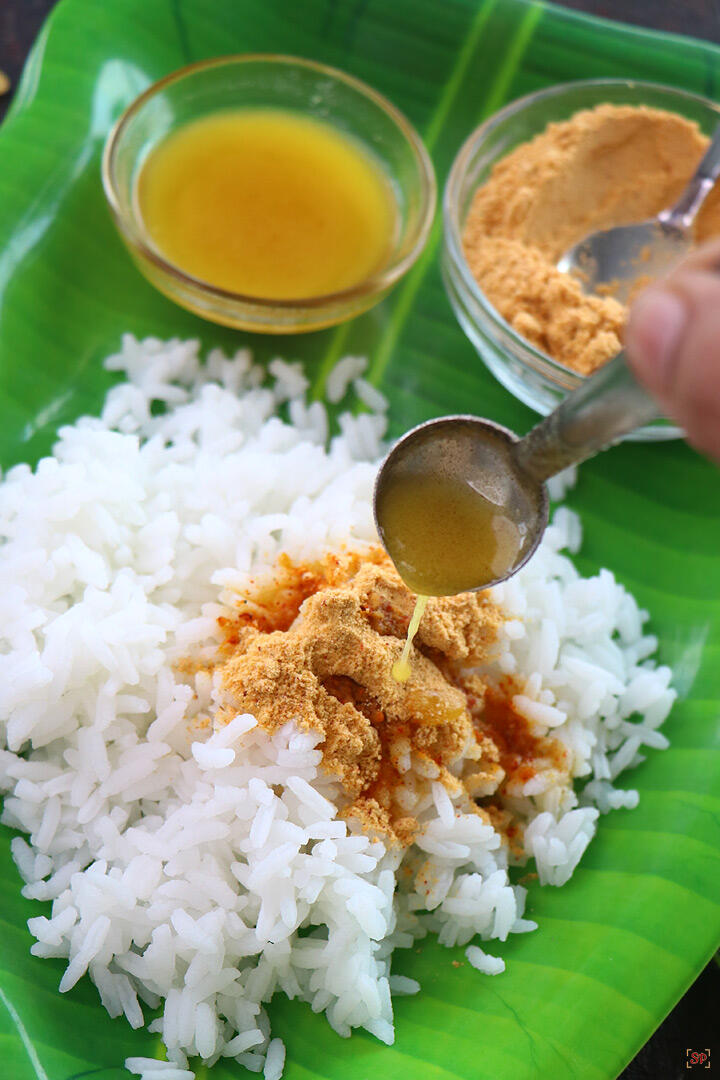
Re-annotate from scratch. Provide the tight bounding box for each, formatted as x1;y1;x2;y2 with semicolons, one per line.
625;238;720;462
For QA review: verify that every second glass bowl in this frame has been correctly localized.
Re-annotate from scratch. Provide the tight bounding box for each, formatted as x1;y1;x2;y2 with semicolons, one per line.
443;78;720;440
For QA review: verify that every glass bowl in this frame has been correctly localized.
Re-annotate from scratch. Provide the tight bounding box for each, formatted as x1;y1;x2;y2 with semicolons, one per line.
102;54;436;334
443;79;720;440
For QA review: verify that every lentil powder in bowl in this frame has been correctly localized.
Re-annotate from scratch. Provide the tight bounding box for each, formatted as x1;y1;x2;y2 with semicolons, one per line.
442;79;720;438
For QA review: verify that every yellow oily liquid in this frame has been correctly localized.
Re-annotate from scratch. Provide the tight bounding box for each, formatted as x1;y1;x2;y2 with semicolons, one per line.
381;428;541;684
392;594;428;683
137;109;396;301
378;470;529;598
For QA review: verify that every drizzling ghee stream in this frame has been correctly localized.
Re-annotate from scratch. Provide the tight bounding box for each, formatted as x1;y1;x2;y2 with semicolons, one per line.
392;594;428;683
378;424;543;685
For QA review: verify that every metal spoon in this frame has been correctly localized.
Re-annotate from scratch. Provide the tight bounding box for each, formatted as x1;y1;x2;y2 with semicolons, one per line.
557;123;720;303
374;350;659;595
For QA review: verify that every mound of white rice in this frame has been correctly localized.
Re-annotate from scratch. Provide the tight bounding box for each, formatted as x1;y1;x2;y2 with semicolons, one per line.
0;337;674;1078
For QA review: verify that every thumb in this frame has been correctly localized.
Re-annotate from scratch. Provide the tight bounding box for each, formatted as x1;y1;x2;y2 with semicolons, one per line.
625;287;687;399
626;271;720;462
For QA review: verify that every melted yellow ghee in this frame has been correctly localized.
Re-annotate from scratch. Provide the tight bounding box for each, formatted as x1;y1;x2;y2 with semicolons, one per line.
137;109;396;301
378;472;526;598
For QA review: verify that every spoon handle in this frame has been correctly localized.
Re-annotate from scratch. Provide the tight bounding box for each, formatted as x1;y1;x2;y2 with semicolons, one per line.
660;122;720;231
515;352;660;483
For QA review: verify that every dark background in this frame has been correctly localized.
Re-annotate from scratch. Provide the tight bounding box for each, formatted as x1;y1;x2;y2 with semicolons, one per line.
0;1;718;1078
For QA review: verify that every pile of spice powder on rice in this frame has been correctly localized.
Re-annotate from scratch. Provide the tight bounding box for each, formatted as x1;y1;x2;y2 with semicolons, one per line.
206;547;570;849
462;103;720;374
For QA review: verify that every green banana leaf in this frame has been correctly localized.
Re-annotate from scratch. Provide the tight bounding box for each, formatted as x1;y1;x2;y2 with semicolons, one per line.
0;1;719;1078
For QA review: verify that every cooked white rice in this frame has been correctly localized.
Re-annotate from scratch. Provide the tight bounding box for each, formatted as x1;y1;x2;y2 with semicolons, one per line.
0;336;674;1079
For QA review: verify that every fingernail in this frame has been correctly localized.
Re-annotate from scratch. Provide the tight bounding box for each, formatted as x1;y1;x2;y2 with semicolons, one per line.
626;288;687;393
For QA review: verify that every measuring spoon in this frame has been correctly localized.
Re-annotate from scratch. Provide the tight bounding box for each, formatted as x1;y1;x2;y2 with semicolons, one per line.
374;351;659;596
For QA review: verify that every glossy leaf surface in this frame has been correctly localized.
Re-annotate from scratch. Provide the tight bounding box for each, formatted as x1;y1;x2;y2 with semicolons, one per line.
0;2;718;1078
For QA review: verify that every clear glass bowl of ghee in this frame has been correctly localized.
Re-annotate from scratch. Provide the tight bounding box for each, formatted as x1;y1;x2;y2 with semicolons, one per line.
103;55;435;334
443;79;720;440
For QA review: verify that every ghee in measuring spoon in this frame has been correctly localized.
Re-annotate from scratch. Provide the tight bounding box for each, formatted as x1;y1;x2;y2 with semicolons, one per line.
137;109;397;301
386;471;525;684
376;419;545;683
378;470;530;597
387;474;526;682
